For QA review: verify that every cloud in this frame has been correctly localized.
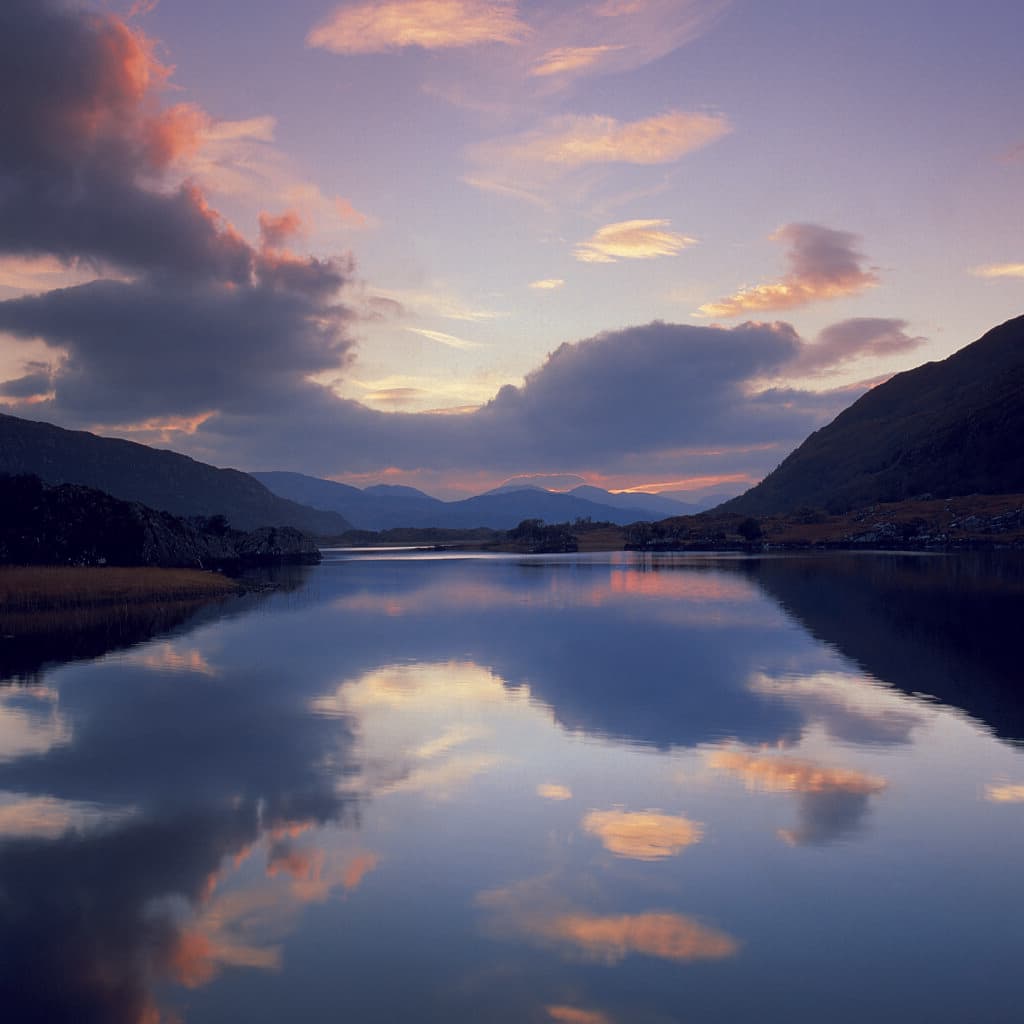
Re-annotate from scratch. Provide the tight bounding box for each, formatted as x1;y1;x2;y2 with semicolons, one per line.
0;269;351;424
307;0;530;54
259;209;306;249
985;783;1024;803
0;366;53;400
125;319;856;486
0;0;254;282
471;110;730;172
582;808;703;859
0;796;130;839
537;783;573;800
479;877;739;964
698;224;879;317
708;749;888;845
530;44;624;77
748;671;925;746
406;327;484;350
416;0;727;113
529;278;565;290
970;262;1024;279
539;911;738;963
575;219;697;262
789;317;926;374
0;1;359;430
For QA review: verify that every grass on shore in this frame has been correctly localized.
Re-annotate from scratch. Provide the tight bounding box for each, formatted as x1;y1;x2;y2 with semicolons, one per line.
0;566;240;612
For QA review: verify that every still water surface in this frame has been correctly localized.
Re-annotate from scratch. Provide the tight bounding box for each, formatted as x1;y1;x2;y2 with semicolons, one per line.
1;551;1022;1023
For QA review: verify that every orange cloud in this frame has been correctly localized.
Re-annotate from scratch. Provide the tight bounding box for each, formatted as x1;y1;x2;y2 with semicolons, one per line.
473;110;730;171
307;0;529;53
582;809;703;860
0;796;129;838
543;911;738;963
707;751;887;796
342;852;379;890
697;224;878;317
985;783;1024;803
547;1006;612;1024
125;642;217;676
143;102;208;167
575;219;696;262
529;278;565;290
267;844;379;902
335;196;370;228
970;262;1024;279
537;783;573;800
531;44;623;77
259;209;306;250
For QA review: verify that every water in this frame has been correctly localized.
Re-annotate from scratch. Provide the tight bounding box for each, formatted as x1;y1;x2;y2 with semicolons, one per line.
1;551;1022;1023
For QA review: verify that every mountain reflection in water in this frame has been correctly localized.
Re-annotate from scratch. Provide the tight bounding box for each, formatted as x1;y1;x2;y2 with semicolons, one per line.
0;551;1021;1023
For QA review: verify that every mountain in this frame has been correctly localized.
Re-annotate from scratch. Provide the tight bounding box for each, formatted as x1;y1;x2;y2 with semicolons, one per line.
723;315;1024;515
363;484;432;499
568;485;701;516
252;471;445;530
253;471;671;530
0;413;351;534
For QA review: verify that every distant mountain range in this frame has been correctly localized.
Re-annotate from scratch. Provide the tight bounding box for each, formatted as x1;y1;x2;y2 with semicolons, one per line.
723;315;1024;515
251;471;719;530
0;413;351;534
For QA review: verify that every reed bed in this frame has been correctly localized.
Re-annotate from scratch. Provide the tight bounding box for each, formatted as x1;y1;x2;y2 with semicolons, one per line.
0;566;239;612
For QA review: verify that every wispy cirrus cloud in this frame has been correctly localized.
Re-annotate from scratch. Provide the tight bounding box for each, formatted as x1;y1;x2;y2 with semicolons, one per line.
697;224;878;317
180;114;372;234
530;44;623;77
575;219;696;262
406;327;484;350
471;110;730;171
466;111;730;200
307;0;530;54
970;262;1024;279
529;278;565;290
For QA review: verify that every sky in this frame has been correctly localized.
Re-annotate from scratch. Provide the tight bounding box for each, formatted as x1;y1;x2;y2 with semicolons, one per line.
0;0;1021;499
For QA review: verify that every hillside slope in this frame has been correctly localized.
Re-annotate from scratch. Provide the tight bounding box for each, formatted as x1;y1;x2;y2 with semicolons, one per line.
0;413;351;533
724;315;1024;514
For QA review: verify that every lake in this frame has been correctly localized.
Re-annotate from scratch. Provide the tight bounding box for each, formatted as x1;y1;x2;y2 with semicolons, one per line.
1;550;1022;1023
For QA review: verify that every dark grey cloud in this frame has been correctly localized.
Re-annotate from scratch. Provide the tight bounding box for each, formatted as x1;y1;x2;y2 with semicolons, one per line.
0;268;351;423
177;319;859;480
0;365;52;399
0;0;252;282
793;317;926;374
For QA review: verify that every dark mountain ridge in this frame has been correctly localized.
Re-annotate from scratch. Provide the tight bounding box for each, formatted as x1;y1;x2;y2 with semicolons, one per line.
253;471;695;530
0;413;351;533
723;315;1024;515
